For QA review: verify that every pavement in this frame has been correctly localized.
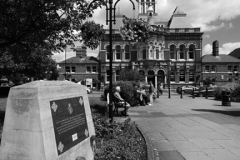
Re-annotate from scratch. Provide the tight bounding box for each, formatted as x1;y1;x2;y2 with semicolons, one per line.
116;92;240;160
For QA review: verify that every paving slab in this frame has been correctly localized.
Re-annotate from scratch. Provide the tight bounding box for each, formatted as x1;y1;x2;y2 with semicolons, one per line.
181;151;213;160
188;139;223;149
158;151;185;160
154;140;176;151
202;148;239;160
169;140;201;152
124;94;240;159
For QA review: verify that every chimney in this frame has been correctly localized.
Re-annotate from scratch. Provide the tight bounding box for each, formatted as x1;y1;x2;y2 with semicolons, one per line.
212;40;219;56
74;45;87;58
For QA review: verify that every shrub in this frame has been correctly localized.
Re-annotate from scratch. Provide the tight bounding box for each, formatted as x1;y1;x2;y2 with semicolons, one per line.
103;81;140;106
92;109;147;160
214;82;240;101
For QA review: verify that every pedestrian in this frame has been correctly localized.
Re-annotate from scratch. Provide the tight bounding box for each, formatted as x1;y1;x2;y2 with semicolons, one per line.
148;81;154;105
159;82;163;95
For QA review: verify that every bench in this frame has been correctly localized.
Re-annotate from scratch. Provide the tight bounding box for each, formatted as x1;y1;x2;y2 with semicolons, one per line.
107;93;127;117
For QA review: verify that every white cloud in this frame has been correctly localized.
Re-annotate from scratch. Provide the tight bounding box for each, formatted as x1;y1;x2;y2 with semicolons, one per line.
205;35;210;38
229;22;233;28
156;0;240;31
203;42;240;55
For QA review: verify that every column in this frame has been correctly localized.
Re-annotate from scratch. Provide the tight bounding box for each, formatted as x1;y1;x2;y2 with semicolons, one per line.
121;49;125;61
155;74;157;88
145;74;148;83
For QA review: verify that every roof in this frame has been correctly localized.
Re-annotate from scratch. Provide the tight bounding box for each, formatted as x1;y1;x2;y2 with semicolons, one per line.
202;54;240;63
168;6;193;28
229;48;240;58
58;56;99;64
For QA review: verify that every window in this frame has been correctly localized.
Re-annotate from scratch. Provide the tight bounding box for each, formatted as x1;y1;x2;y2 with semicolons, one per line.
170;45;176;59
106;45;110;60
65;66;70;72
234;65;238;72
179;45;185;60
115;45;121;60
228;65;232;72
189;69;194;82
143;49;146;59
71;66;76;73
86;66;91;73
116;70;120;81
170;72;175;82
205;66;210;72
156;49;159;59
106;70;110;82
125;45;130;60
211;65;216;72
188;45;195;59
92;66;97;73
179;67;185;82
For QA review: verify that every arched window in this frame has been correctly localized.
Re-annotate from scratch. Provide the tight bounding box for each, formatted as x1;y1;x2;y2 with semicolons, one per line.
170;45;176;60
179;45;186;60
125;45;130;60
106;45;110;60
156;49;159;59
189;44;195;60
143;49;147;59
115;45;121;60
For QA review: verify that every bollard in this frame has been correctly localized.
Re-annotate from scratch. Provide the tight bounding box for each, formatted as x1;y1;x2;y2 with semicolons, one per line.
192;88;195;98
205;88;208;99
180;88;183;98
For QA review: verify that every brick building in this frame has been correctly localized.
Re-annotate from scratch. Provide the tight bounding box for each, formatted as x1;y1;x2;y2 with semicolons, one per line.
99;2;203;88
202;41;240;86
58;45;100;88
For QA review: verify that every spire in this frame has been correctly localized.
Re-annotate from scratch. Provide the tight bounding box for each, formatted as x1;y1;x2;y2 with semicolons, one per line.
173;6;187;16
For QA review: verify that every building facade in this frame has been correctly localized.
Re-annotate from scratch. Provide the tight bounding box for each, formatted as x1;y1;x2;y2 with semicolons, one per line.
202;41;240;86
99;2;203;88
58;45;100;88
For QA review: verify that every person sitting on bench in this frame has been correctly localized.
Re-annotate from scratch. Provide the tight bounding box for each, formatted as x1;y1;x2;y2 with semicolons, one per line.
114;86;131;115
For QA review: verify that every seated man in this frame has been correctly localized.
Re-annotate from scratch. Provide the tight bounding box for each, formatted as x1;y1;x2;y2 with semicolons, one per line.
114;86;131;115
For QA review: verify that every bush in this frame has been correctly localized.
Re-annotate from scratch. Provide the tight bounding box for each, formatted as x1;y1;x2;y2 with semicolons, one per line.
103;81;140;106
214;82;240;101
92;109;147;160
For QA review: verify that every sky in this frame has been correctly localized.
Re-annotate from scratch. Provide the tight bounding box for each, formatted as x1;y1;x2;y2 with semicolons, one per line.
52;0;240;62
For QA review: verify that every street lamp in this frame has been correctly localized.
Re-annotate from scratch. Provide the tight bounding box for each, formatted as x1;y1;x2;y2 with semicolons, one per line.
168;60;171;98
88;0;135;122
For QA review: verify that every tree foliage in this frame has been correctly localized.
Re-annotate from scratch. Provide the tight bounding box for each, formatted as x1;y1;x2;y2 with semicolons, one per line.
80;21;105;50
0;0;104;51
119;69;145;82
1;45;59;84
120;16;152;43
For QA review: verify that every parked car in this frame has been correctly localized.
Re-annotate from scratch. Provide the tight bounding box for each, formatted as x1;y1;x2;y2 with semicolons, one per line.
192;87;216;97
176;86;199;94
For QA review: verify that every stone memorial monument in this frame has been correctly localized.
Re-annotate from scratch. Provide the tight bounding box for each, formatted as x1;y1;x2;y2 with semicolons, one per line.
0;81;95;160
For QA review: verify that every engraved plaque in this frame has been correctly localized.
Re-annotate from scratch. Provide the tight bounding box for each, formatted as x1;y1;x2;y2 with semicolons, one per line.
50;96;89;155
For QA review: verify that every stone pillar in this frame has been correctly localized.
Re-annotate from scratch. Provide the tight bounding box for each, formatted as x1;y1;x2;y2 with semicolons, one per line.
145;74;148;83
121;49;125;60
155;74;157;88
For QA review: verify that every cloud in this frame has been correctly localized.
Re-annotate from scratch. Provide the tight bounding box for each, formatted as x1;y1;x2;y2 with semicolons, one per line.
229;22;233;28
155;0;240;31
205;35;210;38
203;42;240;55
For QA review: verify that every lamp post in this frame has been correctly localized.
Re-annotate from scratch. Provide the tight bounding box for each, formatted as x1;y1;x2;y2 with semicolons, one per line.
88;0;135;122
168;60;171;98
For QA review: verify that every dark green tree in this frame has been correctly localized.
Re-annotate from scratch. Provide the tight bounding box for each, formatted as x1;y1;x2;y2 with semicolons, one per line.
119;69;145;82
0;0;105;51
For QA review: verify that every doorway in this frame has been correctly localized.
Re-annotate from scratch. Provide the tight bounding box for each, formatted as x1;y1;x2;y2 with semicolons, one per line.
147;70;155;87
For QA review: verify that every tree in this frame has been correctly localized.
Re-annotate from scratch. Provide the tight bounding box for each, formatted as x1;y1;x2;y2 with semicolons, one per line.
0;0;105;51
1;44;59;84
119;16;154;43
119;69;145;82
